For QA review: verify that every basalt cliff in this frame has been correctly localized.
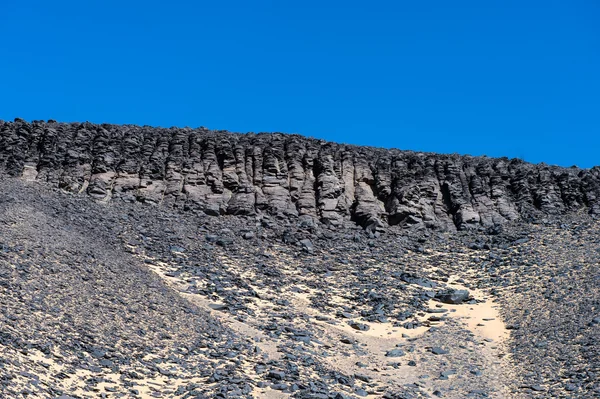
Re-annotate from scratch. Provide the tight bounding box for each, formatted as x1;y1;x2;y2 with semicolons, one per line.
1;119;599;230
1;119;600;399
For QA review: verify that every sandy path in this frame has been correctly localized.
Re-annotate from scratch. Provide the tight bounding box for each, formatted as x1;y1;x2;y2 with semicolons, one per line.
140;251;519;399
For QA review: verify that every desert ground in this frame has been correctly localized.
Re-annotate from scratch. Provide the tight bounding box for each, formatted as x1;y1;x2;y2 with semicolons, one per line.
1;178;598;398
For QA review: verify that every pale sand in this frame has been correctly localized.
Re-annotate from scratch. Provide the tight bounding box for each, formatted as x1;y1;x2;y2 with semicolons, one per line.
114;248;515;398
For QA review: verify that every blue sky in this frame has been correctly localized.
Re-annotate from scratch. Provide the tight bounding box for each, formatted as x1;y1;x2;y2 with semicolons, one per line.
1;1;599;167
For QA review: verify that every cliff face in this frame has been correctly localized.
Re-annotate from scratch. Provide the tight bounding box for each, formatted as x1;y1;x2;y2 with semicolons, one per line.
1;119;599;230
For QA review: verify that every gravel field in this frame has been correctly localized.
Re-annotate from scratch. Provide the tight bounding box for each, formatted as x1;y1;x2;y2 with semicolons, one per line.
1;178;598;398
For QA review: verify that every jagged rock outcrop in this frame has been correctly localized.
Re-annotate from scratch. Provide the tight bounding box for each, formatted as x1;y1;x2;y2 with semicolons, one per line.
1;118;599;230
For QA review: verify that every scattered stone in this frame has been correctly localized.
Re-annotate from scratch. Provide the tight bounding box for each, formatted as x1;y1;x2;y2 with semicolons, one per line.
385;349;405;357
242;231;255;240
216;237;234;246
299;239;314;253
435;289;470;304
430;347;449;355
349;322;370;331
440;369;456;378
268;370;285;380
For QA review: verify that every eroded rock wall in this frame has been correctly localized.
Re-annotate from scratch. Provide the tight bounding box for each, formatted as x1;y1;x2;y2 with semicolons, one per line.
1;119;599;230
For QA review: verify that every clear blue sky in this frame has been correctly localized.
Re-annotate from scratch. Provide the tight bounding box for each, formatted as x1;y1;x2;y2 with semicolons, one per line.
1;1;599;167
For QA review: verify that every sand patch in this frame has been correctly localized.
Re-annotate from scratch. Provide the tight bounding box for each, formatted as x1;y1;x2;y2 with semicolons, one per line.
436;283;509;345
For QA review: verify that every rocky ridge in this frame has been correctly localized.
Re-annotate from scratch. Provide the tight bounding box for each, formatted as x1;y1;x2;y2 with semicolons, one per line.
1;119;599;398
1;119;599;231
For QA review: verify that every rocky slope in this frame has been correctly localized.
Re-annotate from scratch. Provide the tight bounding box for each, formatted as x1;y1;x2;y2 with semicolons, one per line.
1;120;599;399
1;119;599;231
1;177;598;399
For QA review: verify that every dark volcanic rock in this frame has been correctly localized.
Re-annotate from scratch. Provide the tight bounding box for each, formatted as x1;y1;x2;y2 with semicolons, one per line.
1;119;600;230
1;119;600;399
435;289;470;304
385;349;405;357
430;347;449;355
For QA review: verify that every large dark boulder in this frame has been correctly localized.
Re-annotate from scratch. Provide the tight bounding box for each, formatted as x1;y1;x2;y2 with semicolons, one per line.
435;289;470;304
